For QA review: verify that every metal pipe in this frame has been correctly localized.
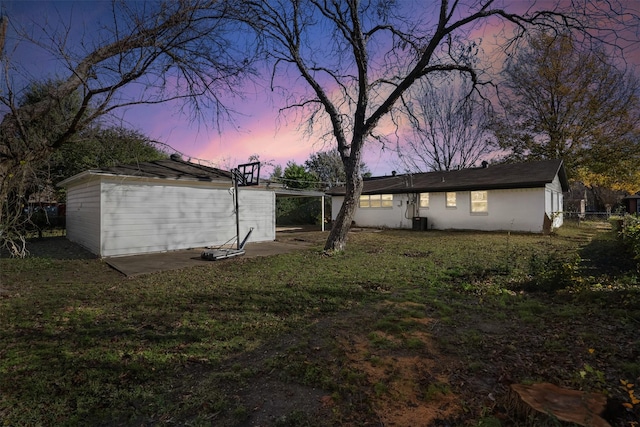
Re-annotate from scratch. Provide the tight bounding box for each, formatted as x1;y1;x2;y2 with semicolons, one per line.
234;169;240;250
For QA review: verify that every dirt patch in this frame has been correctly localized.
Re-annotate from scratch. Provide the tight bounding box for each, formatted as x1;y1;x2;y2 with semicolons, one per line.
330;303;464;426
210;300;470;426
189;301;469;426
338;333;460;426
228;294;640;427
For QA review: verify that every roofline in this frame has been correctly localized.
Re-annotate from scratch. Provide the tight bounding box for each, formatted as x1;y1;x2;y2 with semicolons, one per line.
57;170;101;187
555;159;570;192
273;188;326;198
326;159;570;196
357;181;559;195
58;169;232;188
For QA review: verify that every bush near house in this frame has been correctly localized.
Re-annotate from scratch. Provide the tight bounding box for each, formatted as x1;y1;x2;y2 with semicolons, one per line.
622;214;640;267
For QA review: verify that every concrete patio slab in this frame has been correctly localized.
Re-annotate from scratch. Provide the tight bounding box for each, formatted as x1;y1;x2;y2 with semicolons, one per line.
106;239;316;277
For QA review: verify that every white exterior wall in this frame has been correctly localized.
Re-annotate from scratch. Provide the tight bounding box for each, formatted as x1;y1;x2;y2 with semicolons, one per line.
331;194;415;229
65;178;102;254
417;189;545;232
238;188;277;243
545;175;565;229
332;187;552;233
66;176;275;257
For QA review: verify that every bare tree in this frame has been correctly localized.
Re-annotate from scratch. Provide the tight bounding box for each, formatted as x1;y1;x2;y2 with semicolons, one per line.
235;0;638;251
398;75;495;172
0;1;254;256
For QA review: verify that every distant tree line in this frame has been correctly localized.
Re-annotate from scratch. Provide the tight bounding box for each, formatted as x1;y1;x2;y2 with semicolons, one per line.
267;150;370;225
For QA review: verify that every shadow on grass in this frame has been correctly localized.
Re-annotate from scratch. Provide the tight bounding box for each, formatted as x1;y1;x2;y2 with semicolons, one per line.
1;235;96;260
578;229;637;277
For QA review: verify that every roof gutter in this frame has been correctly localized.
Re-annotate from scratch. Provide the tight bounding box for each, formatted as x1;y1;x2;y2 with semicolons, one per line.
58;170;233;188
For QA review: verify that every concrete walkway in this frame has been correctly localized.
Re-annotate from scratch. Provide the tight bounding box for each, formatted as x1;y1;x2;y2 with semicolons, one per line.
106;239;316;277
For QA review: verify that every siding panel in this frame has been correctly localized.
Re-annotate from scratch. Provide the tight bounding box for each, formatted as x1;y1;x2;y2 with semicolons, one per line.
65;179;101;254
238;188;276;242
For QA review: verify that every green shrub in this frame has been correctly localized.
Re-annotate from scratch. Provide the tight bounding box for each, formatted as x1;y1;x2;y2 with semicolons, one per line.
525;251;580;293
610;216;624;232
622;214;640;269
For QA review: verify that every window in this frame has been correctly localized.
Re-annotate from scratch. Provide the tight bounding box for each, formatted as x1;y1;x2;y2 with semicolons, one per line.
359;194;393;208
471;190;488;213
419;193;429;208
446;192;456;208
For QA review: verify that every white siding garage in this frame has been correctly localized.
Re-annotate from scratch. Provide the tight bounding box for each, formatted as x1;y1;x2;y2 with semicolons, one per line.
60;158;276;257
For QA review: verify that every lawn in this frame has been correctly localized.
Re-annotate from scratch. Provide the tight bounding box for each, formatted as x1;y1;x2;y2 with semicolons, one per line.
1;222;639;426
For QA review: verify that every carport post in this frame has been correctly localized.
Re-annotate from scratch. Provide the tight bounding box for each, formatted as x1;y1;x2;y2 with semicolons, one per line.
234;169;241;250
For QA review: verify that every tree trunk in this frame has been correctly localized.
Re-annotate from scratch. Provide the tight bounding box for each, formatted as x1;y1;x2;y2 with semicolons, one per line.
324;158;363;252
0;16;7;56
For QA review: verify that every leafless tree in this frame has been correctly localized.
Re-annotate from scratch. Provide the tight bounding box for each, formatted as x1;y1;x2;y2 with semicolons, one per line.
398;75;495;172
234;0;639;251
0;1;254;256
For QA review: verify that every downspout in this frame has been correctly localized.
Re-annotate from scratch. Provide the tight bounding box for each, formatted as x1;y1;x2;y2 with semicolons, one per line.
321;195;325;232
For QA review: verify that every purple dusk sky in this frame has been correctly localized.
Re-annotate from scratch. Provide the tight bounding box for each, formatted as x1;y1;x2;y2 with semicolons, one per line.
2;0;403;176
2;1;639;177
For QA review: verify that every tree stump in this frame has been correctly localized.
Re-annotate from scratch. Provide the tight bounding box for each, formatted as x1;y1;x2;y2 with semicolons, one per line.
511;383;610;427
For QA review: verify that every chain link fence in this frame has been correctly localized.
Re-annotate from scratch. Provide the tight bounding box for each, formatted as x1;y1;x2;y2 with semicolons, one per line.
564;211;621;222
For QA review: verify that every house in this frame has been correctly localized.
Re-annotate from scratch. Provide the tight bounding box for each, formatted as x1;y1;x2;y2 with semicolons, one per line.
326;159;570;233
58;156;276;257
623;193;640;215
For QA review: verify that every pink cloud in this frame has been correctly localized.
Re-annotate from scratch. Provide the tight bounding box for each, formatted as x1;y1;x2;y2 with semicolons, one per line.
123;74;400;176
192;119;320;171
124;99;325;174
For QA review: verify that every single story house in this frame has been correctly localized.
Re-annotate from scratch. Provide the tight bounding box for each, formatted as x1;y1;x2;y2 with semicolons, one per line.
59;156;276;257
327;159;570;233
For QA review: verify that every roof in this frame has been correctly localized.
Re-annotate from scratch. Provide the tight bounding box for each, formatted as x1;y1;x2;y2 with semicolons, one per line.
261;180;327;198
99;157;232;181
326;159;569;195
272;188;327;198
623;194;640;200
59;157;233;187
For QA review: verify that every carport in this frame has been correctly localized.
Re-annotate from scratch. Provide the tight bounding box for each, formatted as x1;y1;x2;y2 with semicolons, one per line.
271;186;328;231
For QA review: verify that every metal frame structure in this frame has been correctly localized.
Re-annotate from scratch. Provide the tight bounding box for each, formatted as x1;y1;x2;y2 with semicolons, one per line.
201;162;260;261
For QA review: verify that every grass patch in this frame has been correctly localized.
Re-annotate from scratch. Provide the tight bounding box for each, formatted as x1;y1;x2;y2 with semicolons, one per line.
1;223;638;425
421;381;452;402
